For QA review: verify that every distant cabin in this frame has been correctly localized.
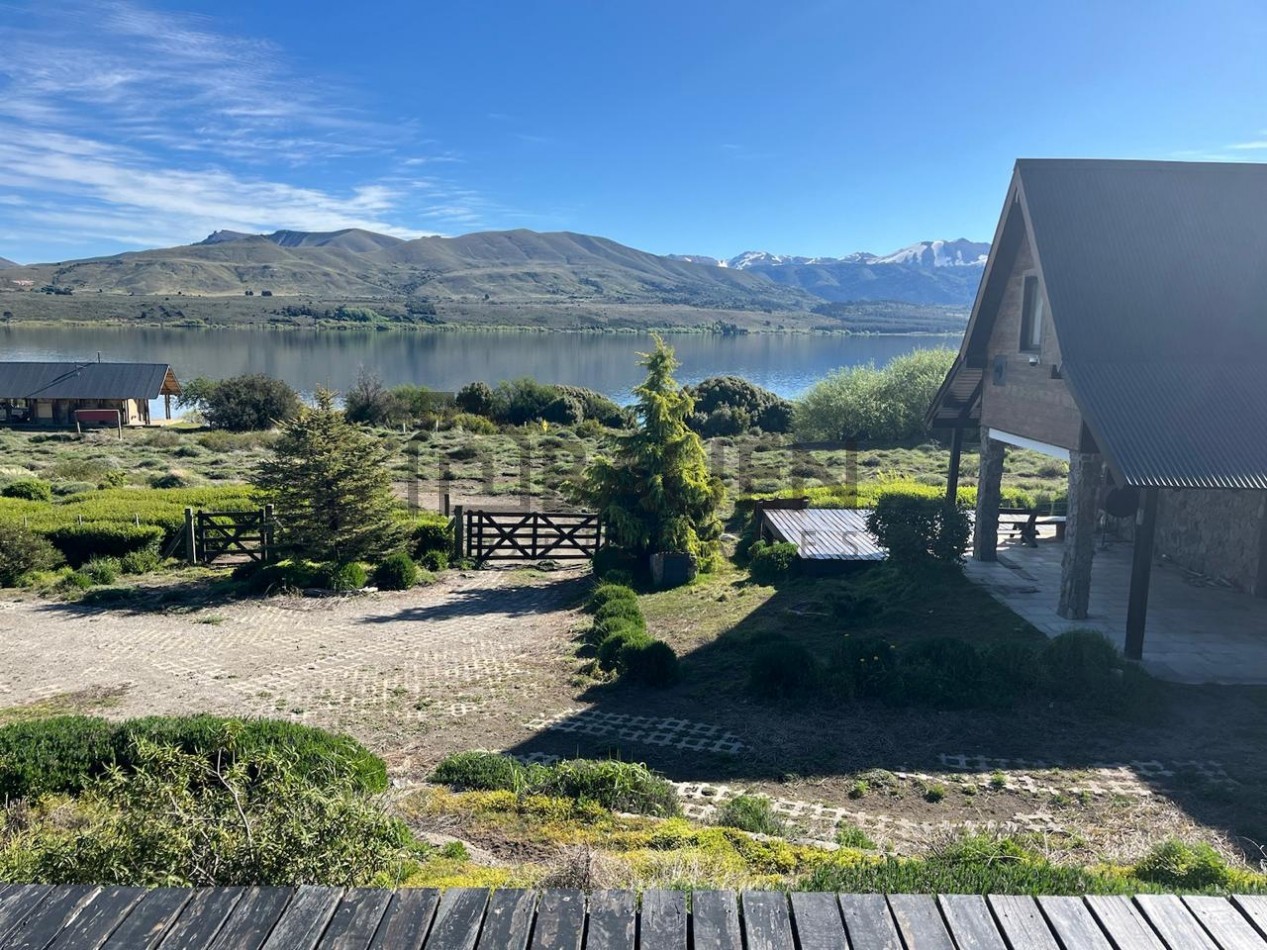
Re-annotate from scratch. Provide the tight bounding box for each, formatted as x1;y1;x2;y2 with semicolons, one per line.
0;361;181;427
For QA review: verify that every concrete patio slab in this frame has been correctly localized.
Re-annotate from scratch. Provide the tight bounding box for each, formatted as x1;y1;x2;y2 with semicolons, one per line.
964;533;1267;685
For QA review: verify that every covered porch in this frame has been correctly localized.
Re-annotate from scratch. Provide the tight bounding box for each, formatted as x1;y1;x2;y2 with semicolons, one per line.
965;526;1267;685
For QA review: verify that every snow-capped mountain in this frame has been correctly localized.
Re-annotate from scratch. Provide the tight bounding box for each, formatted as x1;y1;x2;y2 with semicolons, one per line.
670;239;989;306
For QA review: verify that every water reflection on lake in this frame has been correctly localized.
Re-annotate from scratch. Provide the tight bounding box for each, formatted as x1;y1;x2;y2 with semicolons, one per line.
1;326;954;403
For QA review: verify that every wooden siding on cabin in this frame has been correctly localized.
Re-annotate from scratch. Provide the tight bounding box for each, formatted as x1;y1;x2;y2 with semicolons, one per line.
979;235;1085;451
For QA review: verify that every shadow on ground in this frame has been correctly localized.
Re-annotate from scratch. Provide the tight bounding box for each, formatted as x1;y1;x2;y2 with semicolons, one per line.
502;565;1267;860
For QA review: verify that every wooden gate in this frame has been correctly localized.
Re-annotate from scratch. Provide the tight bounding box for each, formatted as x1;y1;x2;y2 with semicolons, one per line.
185;506;275;565
463;509;603;562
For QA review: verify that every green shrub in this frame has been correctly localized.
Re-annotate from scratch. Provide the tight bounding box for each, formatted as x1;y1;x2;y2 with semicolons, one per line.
244;559;322;594
827;637;899;700
894;638;984;709
716;794;785;835
0;715;387;800
592;546;641;582
1133;839;1233;889
747;540;799;584
44;523;165;568
58;572;94;592
587;616;646;650
320;562;367;591
866;492;970;565
1041;629;1119;700
597;627;651;671
0;522;62;586
429;752;542;792
447;412;499;434
534;759;680;817
410;515;452;561
148;471;192;489
81;557;122;586
181;374;302;431
2;479;52;502
594;598;644;627
585;583;638;614
373;553;419;591
419;549;449;572
120;548;162;575
0;742;413;886
747;636;819;699
835;823;877;849
620;639;680;687
981;642;1043;703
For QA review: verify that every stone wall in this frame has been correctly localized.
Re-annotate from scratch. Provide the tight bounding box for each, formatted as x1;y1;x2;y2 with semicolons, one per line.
1154;489;1267;595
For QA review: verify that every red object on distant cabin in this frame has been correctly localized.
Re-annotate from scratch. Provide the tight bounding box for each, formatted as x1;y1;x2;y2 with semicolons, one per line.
74;409;121;424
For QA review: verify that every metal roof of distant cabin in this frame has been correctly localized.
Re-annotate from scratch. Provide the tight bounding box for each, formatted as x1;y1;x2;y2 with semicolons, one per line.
929;158;1267;490
0;362;181;399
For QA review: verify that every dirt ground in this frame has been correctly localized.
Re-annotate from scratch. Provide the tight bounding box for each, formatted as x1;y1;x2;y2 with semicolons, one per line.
2;566;1264;868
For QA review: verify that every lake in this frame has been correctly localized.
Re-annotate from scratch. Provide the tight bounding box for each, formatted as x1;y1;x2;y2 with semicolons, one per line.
1;326;953;404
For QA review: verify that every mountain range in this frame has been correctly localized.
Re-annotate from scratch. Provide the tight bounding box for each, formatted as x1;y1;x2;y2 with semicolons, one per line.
1;230;987;309
0;257;18;269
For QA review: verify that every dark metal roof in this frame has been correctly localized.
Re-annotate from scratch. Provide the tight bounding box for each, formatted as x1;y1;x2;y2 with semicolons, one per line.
0;362;180;399
929;159;1267;489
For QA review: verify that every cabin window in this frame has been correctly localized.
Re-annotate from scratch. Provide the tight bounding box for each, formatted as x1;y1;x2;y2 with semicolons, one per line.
1020;274;1044;351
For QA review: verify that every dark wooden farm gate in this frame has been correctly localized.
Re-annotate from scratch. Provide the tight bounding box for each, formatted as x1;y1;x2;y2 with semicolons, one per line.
461;509;603;563
182;506;275;565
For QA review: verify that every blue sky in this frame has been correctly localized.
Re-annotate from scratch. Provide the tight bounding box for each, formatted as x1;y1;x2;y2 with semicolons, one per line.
1;0;1265;264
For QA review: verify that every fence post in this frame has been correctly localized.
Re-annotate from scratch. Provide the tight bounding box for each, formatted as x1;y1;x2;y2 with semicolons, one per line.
452;505;464;560
263;504;274;561
183;507;197;565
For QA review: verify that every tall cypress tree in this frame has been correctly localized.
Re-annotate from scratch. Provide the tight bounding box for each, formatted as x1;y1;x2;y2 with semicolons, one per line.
574;336;724;568
253;389;403;564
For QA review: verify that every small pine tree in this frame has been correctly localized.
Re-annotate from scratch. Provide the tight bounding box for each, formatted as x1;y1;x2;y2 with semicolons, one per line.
253;389;404;564
572;336;724;569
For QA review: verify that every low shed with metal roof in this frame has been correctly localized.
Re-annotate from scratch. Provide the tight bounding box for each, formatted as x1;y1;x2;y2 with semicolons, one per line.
0;360;181;427
928;158;1267;661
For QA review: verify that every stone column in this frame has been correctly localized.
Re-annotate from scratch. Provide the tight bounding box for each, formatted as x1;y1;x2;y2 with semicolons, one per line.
972;428;1006;561
1058;451;1103;619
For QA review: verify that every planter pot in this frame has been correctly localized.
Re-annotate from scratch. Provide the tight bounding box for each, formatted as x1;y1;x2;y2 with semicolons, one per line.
650;551;697;589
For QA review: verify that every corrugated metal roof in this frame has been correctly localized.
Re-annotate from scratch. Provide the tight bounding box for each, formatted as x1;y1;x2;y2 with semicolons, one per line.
0;362;179;399
762;508;886;560
1063;361;1267;489
930;159;1267;490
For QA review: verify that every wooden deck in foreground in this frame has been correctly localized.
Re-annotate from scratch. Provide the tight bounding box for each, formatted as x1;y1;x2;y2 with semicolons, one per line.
0;885;1264;949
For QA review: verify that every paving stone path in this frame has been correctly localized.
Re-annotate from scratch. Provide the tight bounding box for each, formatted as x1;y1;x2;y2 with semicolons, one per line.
0;572;576;735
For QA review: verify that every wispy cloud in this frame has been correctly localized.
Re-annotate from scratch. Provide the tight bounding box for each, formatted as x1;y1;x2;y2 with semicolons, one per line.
0;0;497;255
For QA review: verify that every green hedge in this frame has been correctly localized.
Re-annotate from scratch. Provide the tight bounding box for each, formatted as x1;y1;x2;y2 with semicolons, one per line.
44;523;164;567
0;715;387;800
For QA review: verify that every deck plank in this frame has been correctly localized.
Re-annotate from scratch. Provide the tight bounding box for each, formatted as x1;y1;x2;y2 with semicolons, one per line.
157;887;245;949
887;894;954;949
937;895;1007;950
739;892;793;950
528;889;584;950
261;886;345;950
1183;896;1267;950
206;888;293;950
0;888;53;945
1036;897;1114;950
838;894;900;949
1232;897;1267;940
46;886;145;950
1083;895;1166;950
640;890;686;950
317;889;394;950
367;889;441;950
788;892;847;950
100;889;193;950
987;895;1060;950
585;891;634;950
2;886;98;950
424;889;489;950
689;891;741;950
1135;895;1219;950
475;890;535;950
